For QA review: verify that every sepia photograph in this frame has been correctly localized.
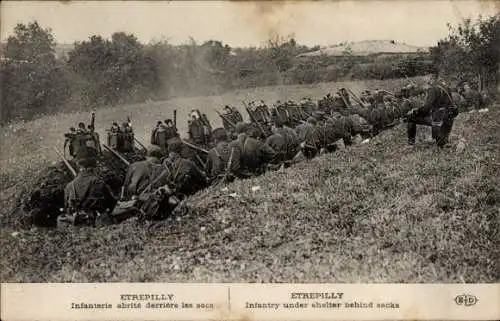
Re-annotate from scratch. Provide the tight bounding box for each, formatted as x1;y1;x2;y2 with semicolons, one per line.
0;0;499;290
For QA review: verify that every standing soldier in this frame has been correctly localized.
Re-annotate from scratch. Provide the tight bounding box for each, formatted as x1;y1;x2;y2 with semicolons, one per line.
406;74;459;147
58;157;117;227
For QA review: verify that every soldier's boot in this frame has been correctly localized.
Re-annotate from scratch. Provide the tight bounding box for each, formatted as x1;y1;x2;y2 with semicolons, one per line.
407;121;417;145
437;118;454;148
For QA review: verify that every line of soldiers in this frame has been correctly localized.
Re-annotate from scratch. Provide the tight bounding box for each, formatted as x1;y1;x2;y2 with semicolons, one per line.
55;74;470;228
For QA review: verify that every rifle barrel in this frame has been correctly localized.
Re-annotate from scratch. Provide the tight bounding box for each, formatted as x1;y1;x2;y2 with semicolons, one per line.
216;110;236;128
134;138;147;153
243;102;267;137
181;139;209;154
102;144;131;166
53;147;77;177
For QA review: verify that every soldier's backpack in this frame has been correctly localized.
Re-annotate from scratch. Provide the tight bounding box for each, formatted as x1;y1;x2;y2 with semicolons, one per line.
189;119;206;145
107;130;120;150
71;132;100;158
124;133;134;152
155;127;168;148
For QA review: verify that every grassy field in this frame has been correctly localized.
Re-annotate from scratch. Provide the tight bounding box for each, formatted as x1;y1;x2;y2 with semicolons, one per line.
0;77;498;282
0;77;427;225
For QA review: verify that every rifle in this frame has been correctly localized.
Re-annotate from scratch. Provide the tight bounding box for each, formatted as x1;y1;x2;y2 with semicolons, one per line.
216;110;236;129
346;88;369;108
90;112;96;133
243;101;267;137
380;89;395;97
338;90;352;109
53;147;77;177
134;138;148;153
181;139;209;154
102;144;131;167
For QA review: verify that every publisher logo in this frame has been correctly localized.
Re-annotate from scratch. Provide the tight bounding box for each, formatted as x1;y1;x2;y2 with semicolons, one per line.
454;294;478;306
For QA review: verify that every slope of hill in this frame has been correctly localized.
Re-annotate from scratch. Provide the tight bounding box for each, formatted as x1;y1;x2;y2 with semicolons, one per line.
0;87;497;282
299;40;429;57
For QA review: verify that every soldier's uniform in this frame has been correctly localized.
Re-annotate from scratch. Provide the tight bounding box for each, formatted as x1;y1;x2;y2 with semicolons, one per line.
295;119;322;159
407;79;458;147
320;115;353;150
229;130;276;176
60;160;117;227
163;152;208;197
265;126;300;166
115;150;178;222
206;136;241;182
347;114;373;138
121;156;169;200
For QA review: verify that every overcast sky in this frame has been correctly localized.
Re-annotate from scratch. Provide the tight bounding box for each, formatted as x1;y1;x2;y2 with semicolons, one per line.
1;1;499;47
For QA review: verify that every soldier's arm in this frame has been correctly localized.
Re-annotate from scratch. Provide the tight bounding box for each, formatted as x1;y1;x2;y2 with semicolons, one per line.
419;87;438;114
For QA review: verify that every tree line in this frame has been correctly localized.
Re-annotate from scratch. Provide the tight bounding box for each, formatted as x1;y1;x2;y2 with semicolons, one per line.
1;14;498;124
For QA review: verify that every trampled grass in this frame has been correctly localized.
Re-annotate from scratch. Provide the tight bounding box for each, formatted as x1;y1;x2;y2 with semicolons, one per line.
0;77;498;282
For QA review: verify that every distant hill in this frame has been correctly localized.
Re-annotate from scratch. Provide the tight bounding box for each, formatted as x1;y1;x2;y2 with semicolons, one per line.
299;40;429;57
